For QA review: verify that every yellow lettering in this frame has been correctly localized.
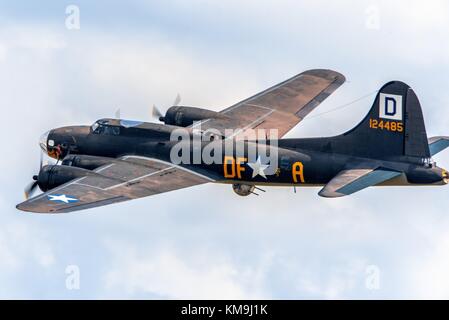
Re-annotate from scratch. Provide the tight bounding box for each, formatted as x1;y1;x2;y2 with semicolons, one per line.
224;156;236;178
236;157;246;179
292;161;305;183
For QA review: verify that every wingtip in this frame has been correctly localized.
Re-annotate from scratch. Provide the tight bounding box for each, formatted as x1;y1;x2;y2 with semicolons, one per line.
16;203;28;213
318;189;345;198
16;202;51;214
303;69;346;83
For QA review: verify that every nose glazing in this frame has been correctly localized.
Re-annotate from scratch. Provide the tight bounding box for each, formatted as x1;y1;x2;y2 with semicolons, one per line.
39;131;50;153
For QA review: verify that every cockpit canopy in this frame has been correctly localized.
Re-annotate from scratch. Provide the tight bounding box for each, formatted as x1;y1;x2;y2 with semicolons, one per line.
89;118;196;140
91;120;121;136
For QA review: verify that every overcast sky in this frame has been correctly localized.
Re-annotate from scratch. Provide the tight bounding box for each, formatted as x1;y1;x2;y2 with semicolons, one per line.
0;0;449;299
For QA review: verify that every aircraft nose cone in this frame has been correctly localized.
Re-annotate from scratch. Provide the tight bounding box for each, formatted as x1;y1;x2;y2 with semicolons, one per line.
39;131;50;153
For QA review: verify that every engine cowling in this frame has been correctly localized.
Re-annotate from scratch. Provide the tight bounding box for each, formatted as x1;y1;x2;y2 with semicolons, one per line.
406;165;448;184
36;165;95;192
61;155;114;171
160;106;227;127
232;184;255;197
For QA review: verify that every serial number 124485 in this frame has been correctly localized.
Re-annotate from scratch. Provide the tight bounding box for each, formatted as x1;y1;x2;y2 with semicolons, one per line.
369;119;403;132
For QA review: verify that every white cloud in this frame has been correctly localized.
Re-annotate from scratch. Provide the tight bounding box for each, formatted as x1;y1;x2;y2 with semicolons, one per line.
403;219;449;299
0;218;56;271
102;241;270;299
0;208;57;298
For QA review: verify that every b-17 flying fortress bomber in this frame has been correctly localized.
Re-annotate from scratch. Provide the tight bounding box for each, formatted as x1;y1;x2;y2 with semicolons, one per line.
17;69;449;213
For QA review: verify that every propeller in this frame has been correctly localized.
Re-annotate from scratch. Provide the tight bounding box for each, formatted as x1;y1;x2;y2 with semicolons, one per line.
151;93;181;122
115;108;121;119
24;150;45;200
151;104;163;120
173;93;181;107
24;177;39;200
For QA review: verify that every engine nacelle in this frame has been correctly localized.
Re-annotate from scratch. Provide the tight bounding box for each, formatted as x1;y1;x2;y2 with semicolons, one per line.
232;184;255;197
62;155;114;171
161;106;227;127
36;165;96;192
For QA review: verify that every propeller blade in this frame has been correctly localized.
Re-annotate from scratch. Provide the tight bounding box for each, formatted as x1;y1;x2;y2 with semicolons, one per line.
151;93;181;122
173;93;181;106
24;179;38;200
25;149;48;200
115;108;121;119
152;104;163;119
40;149;43;169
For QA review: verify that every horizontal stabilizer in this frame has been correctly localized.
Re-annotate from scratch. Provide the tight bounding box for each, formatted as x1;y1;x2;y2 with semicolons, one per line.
428;136;449;156
319;168;401;198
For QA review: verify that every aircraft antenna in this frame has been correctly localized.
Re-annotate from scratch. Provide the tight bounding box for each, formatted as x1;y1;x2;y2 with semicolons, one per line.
305;90;378;120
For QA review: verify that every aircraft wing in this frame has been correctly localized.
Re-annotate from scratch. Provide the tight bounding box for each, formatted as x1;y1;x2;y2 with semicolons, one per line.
318;168;401;198
200;69;345;138
428;136;449;156
16;156;215;214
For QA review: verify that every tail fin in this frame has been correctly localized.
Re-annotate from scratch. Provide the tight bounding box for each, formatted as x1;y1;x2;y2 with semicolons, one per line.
342;81;430;159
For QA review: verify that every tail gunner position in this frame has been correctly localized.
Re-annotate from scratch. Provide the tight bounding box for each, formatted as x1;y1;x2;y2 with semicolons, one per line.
17;69;449;213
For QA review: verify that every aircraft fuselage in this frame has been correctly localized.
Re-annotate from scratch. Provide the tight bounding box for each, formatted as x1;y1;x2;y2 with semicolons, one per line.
44;123;447;190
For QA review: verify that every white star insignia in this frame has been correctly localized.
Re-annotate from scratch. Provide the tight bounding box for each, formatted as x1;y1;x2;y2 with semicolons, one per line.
48;194;78;204
247;156;270;179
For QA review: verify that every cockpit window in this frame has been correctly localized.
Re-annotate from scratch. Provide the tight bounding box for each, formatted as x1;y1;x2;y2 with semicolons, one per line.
105;126;120;135
91;122;100;132
91;122;121;136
